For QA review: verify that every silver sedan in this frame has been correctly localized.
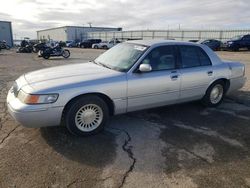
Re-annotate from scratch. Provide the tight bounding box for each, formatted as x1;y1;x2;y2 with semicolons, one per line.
7;40;246;136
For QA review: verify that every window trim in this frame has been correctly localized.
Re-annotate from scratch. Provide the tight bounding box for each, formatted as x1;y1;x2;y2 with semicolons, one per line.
177;45;212;69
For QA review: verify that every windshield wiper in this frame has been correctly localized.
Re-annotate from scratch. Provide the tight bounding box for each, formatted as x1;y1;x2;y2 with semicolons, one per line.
90;60;97;64
99;62;112;70
91;60;113;70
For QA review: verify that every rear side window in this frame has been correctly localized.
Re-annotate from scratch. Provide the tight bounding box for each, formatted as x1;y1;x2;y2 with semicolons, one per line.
179;46;211;68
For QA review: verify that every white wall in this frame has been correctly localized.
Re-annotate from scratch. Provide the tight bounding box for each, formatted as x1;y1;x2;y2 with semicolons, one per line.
37;27;67;41
37;26;121;41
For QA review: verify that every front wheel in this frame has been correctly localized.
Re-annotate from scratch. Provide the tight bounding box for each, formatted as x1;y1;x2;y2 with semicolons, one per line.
202;81;225;107
42;53;50;59
62;49;70;58
64;96;109;136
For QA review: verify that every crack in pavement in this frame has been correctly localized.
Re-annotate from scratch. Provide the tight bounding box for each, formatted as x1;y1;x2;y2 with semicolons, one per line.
108;127;136;188
0;125;19;145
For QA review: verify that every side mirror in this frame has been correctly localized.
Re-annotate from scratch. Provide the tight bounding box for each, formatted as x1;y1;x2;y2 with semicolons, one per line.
139;64;152;72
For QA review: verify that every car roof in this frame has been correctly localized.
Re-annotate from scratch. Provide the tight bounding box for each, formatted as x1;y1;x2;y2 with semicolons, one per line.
126;39;202;47
126;39;223;66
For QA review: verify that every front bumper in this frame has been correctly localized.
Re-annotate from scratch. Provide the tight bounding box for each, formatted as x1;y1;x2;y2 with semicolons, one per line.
7;89;64;128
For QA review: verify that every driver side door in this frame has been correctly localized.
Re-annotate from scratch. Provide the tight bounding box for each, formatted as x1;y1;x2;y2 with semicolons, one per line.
127;45;181;112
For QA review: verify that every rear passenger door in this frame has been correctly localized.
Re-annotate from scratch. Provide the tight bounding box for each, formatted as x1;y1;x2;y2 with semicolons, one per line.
178;45;214;101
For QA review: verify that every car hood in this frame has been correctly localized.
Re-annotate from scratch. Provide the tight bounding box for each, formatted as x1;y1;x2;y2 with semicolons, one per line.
24;62;125;93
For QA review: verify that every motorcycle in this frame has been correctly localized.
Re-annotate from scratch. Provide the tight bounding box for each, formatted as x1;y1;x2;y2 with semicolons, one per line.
33;42;47;53
42;44;70;59
0;40;10;50
16;44;33;53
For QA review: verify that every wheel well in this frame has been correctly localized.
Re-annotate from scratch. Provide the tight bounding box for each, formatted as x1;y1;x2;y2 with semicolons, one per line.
62;93;115;117
210;78;230;93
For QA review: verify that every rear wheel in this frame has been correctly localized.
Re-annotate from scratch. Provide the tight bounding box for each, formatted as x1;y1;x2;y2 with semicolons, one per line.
202;81;225;107
42;53;50;59
94;45;98;49
64;95;109;136
80;44;85;48
62;49;70;58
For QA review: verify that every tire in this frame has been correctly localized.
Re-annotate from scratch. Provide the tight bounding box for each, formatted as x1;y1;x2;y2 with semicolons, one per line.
94;45;98;49
43;53;50;59
62;49;70;58
232;46;239;51
80;44;85;48
202;81;225;107
64;95;109;136
103;45;108;49
33;48;38;53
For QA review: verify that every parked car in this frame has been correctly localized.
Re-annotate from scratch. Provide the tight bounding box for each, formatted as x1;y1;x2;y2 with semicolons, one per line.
66;40;78;47
7;40;246;136
221;34;250;51
78;39;102;48
198;39;222;51
92;39;121;49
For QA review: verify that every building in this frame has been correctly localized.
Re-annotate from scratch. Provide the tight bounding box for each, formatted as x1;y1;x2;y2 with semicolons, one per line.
0;21;13;47
37;26;122;42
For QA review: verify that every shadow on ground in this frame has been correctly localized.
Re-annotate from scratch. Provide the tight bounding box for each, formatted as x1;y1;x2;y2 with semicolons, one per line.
40;126;117;168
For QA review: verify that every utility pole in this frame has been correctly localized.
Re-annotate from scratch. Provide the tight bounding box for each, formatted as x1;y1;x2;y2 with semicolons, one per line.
88;22;92;28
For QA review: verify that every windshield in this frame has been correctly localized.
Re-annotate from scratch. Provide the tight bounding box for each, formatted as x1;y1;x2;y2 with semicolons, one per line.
94;43;148;72
231;35;243;40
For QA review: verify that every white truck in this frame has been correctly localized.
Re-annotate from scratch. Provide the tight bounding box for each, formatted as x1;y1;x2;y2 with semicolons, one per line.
92;39;121;49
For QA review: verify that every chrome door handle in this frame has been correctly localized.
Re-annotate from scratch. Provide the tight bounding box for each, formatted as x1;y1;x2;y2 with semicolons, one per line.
171;75;179;80
207;70;213;76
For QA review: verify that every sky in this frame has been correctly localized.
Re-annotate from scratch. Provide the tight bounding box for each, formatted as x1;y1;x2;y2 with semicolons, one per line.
0;0;249;39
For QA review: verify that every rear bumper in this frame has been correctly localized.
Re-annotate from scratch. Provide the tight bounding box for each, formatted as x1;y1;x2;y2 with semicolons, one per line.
227;76;247;94
7;89;64;128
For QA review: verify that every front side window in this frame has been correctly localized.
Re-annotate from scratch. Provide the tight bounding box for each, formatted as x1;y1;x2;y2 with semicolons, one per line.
179;46;211;68
141;46;176;71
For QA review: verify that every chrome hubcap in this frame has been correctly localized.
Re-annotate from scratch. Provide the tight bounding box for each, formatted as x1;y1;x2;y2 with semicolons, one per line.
210;84;223;104
75;104;103;132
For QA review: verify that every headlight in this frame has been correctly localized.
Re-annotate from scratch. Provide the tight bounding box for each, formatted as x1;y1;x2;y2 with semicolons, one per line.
228;41;233;45
18;90;58;104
